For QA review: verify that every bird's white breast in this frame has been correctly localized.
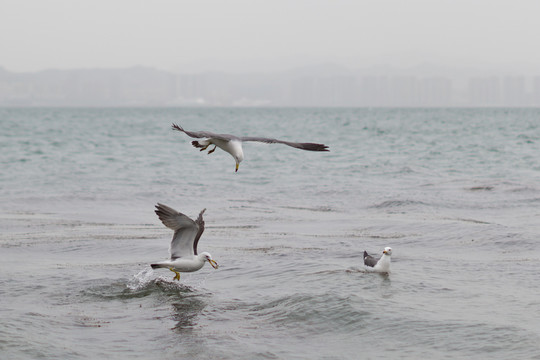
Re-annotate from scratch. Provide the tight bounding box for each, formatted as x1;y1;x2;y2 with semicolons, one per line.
373;254;391;273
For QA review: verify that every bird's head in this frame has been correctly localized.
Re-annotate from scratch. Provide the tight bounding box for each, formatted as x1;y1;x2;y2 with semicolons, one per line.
201;252;219;269
234;154;244;172
383;247;392;256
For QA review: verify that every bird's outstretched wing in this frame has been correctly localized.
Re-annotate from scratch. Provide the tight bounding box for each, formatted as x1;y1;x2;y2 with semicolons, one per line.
155;203;200;259
240;136;329;151
172;124;238;141
363;251;379;267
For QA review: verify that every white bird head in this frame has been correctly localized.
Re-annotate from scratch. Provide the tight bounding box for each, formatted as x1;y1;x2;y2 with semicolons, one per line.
233;153;244;172
383;247;392;256
234;156;243;172
200;251;219;269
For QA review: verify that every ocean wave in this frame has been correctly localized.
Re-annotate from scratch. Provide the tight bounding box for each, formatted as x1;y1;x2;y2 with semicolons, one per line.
250;292;370;333
369;199;429;209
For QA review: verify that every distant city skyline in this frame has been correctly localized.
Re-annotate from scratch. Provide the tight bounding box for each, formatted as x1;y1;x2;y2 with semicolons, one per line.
2;64;540;107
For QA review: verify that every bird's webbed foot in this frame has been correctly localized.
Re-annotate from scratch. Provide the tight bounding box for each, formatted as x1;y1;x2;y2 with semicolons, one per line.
199;145;209;151
207;146;217;154
169;267;181;281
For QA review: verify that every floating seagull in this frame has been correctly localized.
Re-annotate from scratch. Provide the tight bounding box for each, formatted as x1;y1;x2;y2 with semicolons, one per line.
364;247;392;273
151;203;218;281
172;123;329;172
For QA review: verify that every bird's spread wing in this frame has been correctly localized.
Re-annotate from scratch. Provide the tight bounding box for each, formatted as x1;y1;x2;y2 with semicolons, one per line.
363;251;379;267
155;203;199;259
240;136;329;151
192;208;206;255
172;123;238;142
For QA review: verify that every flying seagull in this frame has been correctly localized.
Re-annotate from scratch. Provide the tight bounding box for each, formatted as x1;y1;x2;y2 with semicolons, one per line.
172;123;329;172
151;203;218;281
363;247;392;273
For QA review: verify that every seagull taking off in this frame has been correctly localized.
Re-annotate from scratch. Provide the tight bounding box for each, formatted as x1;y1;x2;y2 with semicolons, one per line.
364;247;392;273
151;203;218;281
172;123;329;172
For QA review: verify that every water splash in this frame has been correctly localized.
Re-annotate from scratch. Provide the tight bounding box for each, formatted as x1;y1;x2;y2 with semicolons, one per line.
126;267;213;293
127;267;155;291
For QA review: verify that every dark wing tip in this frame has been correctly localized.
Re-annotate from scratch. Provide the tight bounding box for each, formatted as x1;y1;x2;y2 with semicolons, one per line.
154;203;177;222
154;204;164;219
299;142;330;152
155;202;168;212
171;123;184;132
196;208;207;222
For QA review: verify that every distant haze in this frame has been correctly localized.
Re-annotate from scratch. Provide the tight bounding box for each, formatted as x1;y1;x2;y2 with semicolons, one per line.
2;0;540;74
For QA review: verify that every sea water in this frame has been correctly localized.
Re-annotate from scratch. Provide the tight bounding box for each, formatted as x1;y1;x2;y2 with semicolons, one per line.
1;107;540;359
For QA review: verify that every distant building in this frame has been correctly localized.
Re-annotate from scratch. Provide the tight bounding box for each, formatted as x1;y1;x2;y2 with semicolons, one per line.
418;77;453;107
502;76;526;106
175;74;207;104
390;76;418;106
287;76;358;106
532;76;540;107
359;76;389;107
468;77;500;106
1;65;540;107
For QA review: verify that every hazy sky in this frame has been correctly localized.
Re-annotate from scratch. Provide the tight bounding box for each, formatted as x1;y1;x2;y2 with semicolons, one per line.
2;0;540;74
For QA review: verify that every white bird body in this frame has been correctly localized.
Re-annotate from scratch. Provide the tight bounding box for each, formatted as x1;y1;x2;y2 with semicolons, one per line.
364;247;392;273
210;138;245;165
152;253;212;273
371;253;391;273
151;203;218;281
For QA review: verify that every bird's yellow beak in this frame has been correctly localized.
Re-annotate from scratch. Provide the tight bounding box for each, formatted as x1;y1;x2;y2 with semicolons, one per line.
235;163;239;172
383;250;387;254
208;259;219;269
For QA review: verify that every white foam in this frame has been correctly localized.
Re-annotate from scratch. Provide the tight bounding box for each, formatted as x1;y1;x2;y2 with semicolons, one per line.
127;267;155;291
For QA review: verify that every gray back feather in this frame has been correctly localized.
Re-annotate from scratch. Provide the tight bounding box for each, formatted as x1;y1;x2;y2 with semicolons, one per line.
363;251;379;267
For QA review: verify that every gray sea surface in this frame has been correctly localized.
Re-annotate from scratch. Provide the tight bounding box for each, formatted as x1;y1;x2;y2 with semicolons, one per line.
1;107;540;359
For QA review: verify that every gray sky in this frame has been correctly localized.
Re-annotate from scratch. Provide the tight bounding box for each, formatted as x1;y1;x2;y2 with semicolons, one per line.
2;0;540;74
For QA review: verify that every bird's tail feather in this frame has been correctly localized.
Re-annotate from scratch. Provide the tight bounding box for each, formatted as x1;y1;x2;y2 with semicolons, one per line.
150;264;161;269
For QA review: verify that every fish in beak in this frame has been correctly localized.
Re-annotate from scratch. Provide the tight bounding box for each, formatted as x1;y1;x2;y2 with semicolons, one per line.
208;258;219;269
